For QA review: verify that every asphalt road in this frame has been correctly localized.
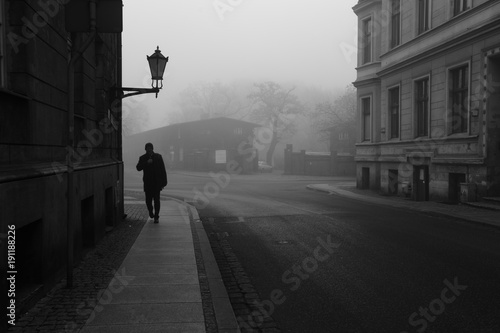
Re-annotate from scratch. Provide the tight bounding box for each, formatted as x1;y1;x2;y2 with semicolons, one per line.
126;169;500;333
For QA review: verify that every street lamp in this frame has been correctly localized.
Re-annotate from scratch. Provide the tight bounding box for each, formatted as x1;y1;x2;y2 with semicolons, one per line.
113;46;169;99
147;46;169;96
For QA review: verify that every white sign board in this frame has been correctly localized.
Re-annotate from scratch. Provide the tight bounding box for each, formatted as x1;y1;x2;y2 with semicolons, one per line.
215;150;227;164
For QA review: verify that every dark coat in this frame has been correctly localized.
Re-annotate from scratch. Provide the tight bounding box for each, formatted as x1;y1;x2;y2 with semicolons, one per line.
136;152;168;193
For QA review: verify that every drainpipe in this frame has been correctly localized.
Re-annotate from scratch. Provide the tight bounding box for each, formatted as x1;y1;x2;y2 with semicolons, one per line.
117;32;124;221
66;0;97;288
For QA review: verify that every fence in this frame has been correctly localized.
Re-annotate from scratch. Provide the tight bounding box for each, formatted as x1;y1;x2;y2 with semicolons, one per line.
284;144;355;177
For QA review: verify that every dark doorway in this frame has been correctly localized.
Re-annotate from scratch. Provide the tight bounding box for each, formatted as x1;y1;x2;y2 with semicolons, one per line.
362;167;370;189
388;169;398;195
105;187;115;227
487;55;500;195
449;173;466;203
413;165;429;201
16;220;43;314
81;196;95;249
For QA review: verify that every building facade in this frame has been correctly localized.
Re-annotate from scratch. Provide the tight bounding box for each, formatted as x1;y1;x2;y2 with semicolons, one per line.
0;0;123;314
353;0;500;202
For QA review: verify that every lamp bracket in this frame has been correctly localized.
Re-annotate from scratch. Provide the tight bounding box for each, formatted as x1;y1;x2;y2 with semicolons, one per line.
112;86;160;99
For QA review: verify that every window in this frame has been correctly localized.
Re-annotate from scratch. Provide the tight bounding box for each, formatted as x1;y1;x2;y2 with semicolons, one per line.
390;0;401;48
452;0;471;16
417;0;430;35
361;97;371;141
74;116;86;145
339;132;349;140
449;65;469;134
388;87;400;139
0;0;5;87
415;78;430;137
362;18;372;64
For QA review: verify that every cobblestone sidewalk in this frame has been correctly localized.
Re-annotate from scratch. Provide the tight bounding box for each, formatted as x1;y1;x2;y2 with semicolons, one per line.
8;203;148;333
202;217;281;333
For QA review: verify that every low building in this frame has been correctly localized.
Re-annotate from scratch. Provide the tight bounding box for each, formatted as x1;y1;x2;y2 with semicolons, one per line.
283;124;356;176
328;123;357;176
353;0;500;202
327;124;357;157
124;117;261;174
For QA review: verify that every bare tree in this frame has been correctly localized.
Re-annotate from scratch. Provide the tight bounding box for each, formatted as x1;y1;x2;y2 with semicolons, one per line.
175;82;250;121
248;81;303;164
312;84;356;142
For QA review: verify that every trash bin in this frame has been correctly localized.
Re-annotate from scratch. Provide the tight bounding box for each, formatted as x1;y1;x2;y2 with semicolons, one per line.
401;181;412;198
460;183;477;202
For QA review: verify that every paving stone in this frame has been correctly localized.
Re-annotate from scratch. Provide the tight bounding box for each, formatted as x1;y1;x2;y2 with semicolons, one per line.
244;293;260;299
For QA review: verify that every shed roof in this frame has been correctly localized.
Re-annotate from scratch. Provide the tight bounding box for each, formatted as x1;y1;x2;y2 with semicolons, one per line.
131;117;261;138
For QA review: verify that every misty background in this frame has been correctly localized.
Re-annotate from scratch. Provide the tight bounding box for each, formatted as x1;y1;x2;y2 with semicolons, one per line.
121;0;358;157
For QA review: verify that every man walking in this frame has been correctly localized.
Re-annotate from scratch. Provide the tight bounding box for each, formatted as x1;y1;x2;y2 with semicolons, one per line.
136;142;168;223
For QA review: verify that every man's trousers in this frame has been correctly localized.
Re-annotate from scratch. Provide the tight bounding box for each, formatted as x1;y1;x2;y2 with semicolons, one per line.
145;190;160;219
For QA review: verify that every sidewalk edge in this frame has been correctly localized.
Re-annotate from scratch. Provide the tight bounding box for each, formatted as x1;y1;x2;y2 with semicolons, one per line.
170;197;241;333
306;184;500;230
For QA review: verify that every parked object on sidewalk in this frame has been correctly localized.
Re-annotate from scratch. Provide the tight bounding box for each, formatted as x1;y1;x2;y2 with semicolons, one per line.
460;183;477;203
258;161;273;173
136;142;168;222
401;182;412;198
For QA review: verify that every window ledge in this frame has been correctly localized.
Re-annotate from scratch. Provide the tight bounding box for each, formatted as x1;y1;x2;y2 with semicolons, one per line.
357;134;479;147
447;132;475;139
0;87;32;100
355;61;382;71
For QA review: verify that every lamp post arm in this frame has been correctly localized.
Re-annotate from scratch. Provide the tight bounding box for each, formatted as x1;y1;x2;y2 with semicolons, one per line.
121;87;160;99
113;87;161;99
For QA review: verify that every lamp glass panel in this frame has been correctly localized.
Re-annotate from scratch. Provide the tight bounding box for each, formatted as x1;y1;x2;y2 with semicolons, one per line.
148;53;167;80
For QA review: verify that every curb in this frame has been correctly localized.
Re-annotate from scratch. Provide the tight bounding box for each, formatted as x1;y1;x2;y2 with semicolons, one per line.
171;197;241;333
306;184;500;231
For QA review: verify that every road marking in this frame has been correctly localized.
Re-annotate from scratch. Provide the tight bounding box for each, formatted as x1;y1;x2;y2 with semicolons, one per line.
221;216;245;223
276;240;292;245
245;195;343;222
222;185;344;219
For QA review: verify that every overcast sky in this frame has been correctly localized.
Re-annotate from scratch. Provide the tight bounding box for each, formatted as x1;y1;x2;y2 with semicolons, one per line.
122;0;359;128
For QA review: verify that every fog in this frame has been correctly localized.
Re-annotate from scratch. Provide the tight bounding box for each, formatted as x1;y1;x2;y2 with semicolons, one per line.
122;0;359;131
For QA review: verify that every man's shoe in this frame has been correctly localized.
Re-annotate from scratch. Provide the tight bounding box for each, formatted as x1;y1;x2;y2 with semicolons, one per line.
154;218;159;224
149;210;154;219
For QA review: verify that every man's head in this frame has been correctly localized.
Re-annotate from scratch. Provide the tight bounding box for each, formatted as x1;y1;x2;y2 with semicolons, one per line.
145;142;154;154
